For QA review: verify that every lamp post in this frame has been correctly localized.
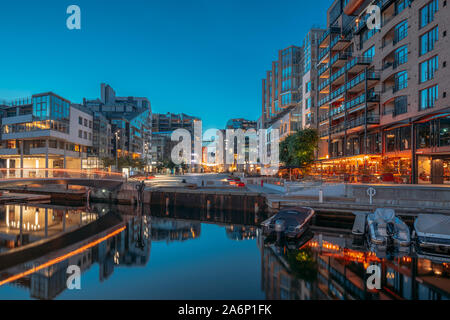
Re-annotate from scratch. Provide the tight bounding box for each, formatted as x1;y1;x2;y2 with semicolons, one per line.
115;130;120;172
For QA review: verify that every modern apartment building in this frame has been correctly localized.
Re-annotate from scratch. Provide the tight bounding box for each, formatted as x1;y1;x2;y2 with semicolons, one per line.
302;28;326;130
0;92;93;174
149;112;201;170
312;0;449;184
151;112;200;133
83;84;152;166
262;45;304;140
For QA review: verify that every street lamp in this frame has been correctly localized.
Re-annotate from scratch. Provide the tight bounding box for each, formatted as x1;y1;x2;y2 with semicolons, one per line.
114;130;120;172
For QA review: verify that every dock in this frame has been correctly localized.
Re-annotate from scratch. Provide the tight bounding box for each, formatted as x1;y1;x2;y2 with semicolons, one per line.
0;192;50;204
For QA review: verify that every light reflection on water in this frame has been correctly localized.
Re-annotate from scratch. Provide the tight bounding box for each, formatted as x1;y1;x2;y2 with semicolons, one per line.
0;204;449;300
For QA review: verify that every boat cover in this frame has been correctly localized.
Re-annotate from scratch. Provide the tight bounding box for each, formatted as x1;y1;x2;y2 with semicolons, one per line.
415;214;450;239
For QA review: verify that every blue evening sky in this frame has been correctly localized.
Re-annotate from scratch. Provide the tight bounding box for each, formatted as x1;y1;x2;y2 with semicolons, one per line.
0;0;330;129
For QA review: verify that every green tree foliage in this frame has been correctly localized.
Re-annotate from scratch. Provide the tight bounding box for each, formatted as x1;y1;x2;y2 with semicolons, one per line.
279;128;319;170
101;156;146;170
286;248;318;282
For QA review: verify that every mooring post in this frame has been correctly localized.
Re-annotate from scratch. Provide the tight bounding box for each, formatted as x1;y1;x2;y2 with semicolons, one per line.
319;189;324;203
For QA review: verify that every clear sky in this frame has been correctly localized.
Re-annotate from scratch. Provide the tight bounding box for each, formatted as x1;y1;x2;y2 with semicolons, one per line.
0;0;331;129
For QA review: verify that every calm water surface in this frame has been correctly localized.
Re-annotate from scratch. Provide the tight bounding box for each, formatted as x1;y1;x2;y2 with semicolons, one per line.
0;204;449;300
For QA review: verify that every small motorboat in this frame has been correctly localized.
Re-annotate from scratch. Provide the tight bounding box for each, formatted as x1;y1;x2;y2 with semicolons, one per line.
261;207;315;240
366;208;411;250
414;214;450;254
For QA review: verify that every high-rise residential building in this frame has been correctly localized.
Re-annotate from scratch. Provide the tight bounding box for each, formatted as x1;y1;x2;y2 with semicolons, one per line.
0;93;93;173
313;0;449;184
262;45;304;139
302;28;326;129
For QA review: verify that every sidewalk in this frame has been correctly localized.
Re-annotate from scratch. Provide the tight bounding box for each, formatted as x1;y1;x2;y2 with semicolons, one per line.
246;184;284;195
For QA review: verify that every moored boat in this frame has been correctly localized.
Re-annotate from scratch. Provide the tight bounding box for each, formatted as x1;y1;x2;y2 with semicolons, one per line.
366;208;411;250
261;207;315;240
414;214;450;254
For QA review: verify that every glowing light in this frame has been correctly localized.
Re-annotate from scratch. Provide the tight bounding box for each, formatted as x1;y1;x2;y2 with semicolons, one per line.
0;226;126;287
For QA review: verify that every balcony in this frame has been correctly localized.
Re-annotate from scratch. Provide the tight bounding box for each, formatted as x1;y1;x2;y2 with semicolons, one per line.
318;26;341;49
318;79;330;93
346;71;380;93
329;65;346;86
318;47;330;64
330;34;351;51
1;113;34;125
318;63;330;78
0;148;19;155
345;56;372;74
330;52;351;68
330;114;380;136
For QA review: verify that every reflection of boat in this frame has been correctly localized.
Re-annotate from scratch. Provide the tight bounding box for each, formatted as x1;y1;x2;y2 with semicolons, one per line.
414;214;450;254
366;208;410;252
261;207;314;240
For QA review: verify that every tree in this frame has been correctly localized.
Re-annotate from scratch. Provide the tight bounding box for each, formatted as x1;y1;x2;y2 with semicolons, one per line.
279;128;319;173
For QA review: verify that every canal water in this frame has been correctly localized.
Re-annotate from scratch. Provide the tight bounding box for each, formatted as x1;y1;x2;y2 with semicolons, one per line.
0;203;449;300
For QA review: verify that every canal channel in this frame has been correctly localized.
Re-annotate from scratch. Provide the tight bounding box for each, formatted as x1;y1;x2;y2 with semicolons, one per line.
0;201;449;300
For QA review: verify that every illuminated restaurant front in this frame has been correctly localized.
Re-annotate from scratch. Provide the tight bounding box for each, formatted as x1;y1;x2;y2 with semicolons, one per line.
312;113;450;184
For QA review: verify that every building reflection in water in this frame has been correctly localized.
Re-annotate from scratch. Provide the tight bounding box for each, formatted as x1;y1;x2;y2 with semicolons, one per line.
225;225;257;241
151;217;201;243
0;210;151;300
258;232;450;300
0;204;98;252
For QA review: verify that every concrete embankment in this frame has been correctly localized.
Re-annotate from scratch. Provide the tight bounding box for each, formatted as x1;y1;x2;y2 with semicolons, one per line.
265;183;450;215
145;188;267;213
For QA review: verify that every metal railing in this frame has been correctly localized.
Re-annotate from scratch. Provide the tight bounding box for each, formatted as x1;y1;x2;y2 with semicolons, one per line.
0;168;125;180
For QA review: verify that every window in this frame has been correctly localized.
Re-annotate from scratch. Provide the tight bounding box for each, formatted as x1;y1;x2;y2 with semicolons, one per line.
395;70;408;91
417;123;431;148
79;117;82;125
440;116;450;147
396;0;409;15
420;55;438;83
89;120;92;128
420;26;439;55
84;119;87;126
394;20;408;44
306;97;312;109
78;130;82;138
305;81;311;93
394;45;408;67
420;85;439;110
363;45;375;60
394;96;408;116
84;131;87;139
420;0;439;28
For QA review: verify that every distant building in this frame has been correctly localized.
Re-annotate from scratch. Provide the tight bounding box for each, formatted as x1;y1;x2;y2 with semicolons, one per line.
225;118;257;130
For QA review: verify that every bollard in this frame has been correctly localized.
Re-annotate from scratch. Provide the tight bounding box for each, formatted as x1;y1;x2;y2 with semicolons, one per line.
319;189;323;203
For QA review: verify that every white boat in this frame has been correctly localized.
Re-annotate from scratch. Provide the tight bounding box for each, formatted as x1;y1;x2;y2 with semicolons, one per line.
414;214;450;253
366;208;411;249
